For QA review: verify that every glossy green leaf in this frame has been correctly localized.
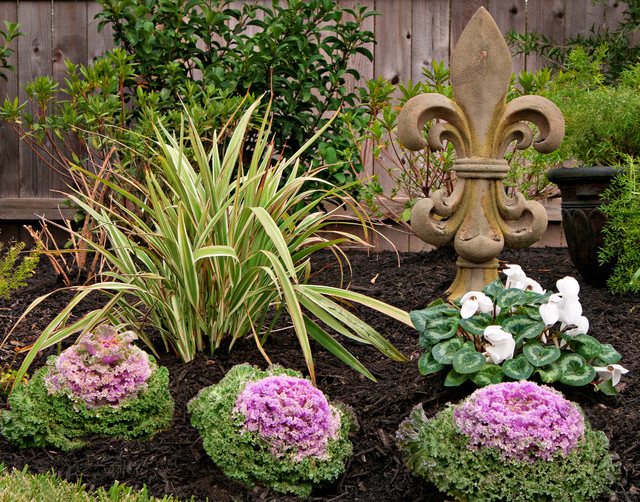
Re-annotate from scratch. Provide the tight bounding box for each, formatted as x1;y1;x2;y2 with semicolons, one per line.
444;368;469;387
419;316;460;345
459;313;493;336
501;315;545;347
558;353;596;386
502;354;534;380
570;333;603;360
470;364;505;387
418;351;446;376
452;349;486;374
482;279;503;300
597;344;622;365
522;340;561;367
496;288;529;310
536;363;562;383
432;337;465;364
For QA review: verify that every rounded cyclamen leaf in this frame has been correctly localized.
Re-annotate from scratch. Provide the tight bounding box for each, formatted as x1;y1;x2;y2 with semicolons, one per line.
470;364;505;387
482;279;503;300
502;354;534;380
597;344;622;365
536;362;562;383
418;351;446;375
432;337;465;364
419;316;460;345
496;288;529;310
522;340;561;367
501;315;545;347
452;349;486;374
558;353;596;386
570;333;603;360
459;313;493;336
444;368;469;387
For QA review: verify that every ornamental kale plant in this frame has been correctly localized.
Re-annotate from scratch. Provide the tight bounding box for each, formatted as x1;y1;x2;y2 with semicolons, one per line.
0;325;173;450
188;364;355;498
411;265;628;394
396;381;619;502
44;325;152;409
453;381;584;462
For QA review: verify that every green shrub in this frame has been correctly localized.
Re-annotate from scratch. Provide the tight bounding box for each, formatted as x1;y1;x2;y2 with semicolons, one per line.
188;364;355;497
600;157;640;293
0;465;188;501
1;353;173;450
397;382;619;502
0;241;39;299
9;99;411;387
95;0;376;188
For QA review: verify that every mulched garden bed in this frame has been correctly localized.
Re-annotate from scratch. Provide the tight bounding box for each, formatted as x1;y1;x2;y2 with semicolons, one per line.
0;246;638;501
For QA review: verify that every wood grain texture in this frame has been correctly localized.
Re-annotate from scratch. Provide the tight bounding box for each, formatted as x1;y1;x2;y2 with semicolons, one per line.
0;1;20;199
526;0;565;71
411;0;450;78
488;0;525;73
17;1;53;199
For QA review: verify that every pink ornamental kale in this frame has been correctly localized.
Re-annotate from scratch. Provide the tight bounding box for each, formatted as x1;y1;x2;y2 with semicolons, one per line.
44;325;152;409
233;375;341;461
453;381;585;462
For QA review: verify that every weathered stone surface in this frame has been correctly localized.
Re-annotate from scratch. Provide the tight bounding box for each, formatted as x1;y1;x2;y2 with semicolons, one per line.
398;7;564;299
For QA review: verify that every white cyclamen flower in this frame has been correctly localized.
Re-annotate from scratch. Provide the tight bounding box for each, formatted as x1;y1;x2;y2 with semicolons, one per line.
594;364;630;386
556;276;580;300
460;291;494;319
503;264;527;289
483;325;515;364
564;315;590;336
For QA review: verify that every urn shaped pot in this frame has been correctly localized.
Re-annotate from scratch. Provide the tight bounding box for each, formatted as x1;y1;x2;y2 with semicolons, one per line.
547;166;623;286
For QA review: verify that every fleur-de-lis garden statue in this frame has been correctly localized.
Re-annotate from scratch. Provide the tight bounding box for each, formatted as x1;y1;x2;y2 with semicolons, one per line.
398;7;564;299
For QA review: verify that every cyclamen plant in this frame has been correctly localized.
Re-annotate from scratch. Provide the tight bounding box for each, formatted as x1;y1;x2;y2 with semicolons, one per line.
188;364;355;498
396;381;619;501
0;325;174;450
411;265;628;394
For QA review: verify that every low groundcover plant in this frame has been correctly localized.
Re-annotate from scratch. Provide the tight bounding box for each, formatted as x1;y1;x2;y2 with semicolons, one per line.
188;363;355;497
396;381;619;502
0;325;174;450
411;264;628;393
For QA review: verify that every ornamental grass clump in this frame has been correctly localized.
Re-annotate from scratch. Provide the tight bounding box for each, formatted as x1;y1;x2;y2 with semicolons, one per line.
188;364;355;498
0;325;173;450
397;381;619;502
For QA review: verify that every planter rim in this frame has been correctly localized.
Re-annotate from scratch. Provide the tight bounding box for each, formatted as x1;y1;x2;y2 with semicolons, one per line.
547;166;625;183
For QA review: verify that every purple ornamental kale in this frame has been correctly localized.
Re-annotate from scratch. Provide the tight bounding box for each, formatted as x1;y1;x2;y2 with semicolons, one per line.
44;325;152;409
233;375;341;461
453;381;585;462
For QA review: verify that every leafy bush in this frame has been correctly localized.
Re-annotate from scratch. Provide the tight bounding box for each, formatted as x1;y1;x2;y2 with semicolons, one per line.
1;326;173;450
95;0;375;188
506;0;640;83
396;381;619;502
600;157;640;293
0;21;22;79
0;241;40;299
188;364;355;497
0;465;189;501
411;265;627;394
8;100;410;387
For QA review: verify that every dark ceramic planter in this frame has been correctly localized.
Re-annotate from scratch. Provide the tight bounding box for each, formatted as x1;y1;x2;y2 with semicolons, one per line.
547;166;624;286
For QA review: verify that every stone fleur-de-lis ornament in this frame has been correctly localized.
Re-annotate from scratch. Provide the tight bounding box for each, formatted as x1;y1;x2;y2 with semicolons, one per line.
398;7;564;300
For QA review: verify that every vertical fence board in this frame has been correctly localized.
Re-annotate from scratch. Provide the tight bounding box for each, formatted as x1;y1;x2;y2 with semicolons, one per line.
526;0;565;71
340;0;375;95
411;0;450;80
450;0;488;53
87;0;114;64
488;0;526;73
565;0;605;41
0;1;19;200
17;0;53;199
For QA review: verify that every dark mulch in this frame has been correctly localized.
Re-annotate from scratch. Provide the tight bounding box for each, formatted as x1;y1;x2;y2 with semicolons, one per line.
0;247;638;501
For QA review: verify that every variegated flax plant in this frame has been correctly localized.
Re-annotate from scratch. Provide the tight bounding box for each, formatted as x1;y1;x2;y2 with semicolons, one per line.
5;98;411;386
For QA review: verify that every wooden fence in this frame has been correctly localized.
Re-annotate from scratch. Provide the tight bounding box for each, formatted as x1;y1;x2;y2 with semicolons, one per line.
0;0;628;243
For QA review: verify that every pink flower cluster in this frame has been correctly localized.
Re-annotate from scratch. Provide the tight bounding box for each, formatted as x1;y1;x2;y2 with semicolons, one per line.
45;325;152;409
233;375;341;461
453;381;585;462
